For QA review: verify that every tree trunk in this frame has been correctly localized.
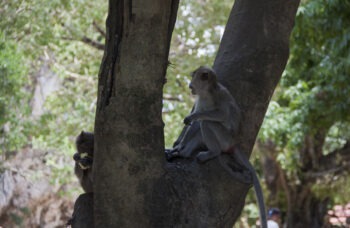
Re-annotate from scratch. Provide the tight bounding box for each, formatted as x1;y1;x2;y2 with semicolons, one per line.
93;0;299;227
93;0;179;226
288;186;330;228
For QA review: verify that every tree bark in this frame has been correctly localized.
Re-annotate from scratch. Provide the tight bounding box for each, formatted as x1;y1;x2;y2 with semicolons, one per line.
212;1;300;223
214;0;300;154
93;0;299;227
94;0;179;226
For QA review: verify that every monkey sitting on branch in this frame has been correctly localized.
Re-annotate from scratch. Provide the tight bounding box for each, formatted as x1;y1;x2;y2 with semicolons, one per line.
73;131;94;193
165;66;267;228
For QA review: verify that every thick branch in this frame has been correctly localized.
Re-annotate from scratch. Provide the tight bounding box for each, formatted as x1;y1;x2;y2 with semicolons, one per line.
211;0;300;224
169;0;300;225
214;0;300;154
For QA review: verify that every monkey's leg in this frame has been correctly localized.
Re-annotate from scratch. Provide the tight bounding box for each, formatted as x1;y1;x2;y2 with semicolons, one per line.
166;122;203;160
197;121;231;162
172;124;190;147
178;122;203;158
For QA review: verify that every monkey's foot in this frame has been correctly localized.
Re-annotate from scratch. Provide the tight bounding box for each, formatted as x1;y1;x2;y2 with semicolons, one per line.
196;151;220;163
165;149;180;161
232;170;253;185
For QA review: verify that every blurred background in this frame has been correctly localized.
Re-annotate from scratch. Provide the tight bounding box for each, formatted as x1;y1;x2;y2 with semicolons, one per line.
0;0;349;227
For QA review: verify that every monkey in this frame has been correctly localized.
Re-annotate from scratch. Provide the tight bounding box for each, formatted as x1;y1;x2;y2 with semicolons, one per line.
73;131;94;193
165;66;240;161
165;66;267;228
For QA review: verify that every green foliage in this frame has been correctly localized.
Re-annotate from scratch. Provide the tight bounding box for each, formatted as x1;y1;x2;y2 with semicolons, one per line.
0;32;31;152
285;0;350;128
0;0;106;193
260;0;350;157
259;0;350;203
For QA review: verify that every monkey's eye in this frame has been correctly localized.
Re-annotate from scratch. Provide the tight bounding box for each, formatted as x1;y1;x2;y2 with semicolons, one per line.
200;72;209;81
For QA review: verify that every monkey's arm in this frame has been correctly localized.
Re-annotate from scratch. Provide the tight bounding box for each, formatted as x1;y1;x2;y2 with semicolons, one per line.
184;107;228;124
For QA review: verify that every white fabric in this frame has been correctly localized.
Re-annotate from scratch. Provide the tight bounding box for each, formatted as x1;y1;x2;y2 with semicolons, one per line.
267;220;279;228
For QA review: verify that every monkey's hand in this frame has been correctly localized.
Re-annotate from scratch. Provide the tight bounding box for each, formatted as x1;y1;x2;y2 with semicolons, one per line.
73;152;93;170
184;114;196;125
183;117;191;125
165;148;180;161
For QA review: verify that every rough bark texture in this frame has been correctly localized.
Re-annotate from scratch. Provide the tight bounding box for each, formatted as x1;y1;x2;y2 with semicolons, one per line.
93;0;179;227
214;0;300;155
93;0;300;227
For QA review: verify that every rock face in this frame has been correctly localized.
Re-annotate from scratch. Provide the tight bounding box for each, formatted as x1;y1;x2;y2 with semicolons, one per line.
0;147;76;227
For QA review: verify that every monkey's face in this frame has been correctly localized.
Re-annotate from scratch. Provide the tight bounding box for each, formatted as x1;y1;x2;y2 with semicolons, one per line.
190;66;217;95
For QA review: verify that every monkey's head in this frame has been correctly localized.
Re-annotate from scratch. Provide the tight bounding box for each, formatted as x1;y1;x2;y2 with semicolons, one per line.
75;131;94;155
189;66;218;95
74;131;94;170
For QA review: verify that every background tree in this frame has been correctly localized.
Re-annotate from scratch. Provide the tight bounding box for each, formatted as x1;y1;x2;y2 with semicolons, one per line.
93;0;299;227
258;1;350;227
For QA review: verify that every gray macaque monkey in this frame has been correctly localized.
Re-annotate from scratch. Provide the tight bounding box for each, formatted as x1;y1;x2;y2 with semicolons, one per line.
73;131;94;193
166;66;267;228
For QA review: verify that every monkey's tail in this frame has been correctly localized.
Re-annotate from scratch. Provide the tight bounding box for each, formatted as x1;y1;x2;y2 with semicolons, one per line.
237;151;268;228
251;164;268;228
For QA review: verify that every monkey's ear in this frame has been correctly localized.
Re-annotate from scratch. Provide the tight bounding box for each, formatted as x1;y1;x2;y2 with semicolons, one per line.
200;72;209;81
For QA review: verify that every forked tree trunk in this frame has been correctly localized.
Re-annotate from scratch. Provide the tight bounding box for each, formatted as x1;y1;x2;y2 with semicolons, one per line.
92;0;300;227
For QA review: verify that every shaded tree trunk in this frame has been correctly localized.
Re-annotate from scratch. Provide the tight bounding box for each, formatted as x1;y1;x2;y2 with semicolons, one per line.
93;0;179;226
289;186;330;228
93;0;299;227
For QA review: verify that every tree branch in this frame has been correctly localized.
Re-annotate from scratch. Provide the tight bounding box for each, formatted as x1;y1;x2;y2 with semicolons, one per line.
61;36;105;50
305;163;350;180
81;36;105;50
93;20;106;37
305;141;350;181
